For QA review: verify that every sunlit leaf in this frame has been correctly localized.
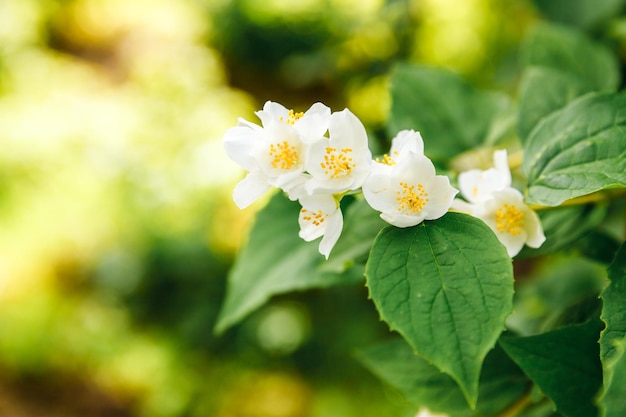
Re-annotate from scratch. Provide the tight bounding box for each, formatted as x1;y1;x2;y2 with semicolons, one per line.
365;213;513;406
520;23;619;91
499;320;603;417
517;67;593;142
523;92;626;206
387;64;507;162
357;338;528;417
214;192;364;334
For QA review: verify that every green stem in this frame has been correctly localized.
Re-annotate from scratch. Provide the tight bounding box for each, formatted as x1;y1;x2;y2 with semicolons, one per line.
499;391;533;417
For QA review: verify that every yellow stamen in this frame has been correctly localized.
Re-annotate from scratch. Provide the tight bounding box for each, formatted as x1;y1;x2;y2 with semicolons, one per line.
301;208;327;226
280;109;304;125
375;154;396;166
396;182;429;214
269;141;299;170
495;204;525;236
320;147;355;178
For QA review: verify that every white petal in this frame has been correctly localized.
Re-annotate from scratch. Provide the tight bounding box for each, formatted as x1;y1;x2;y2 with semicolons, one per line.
298;194;337;241
223;125;263;171
493;149;512;187
423;175;458;220
296;102;331;142
523;207;546;248
395;153;436;181
319;210;343;259
450;199;477;215
232;171;272;209
256;101;289;127
380;212;425;228
390;129;424;158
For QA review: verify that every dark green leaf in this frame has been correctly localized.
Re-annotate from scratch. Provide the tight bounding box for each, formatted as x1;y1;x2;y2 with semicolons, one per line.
365;213;513;406
520;24;619;91
598;335;626;417
571;229;621;264
357;338;529;416
523;92;626;206
507;256;606;336
600;243;626;365
387;64;507;162
499;320;603;417
214;193;364;334
517;67;594;142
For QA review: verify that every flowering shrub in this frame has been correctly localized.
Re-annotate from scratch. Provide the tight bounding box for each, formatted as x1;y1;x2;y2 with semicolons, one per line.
217;23;626;417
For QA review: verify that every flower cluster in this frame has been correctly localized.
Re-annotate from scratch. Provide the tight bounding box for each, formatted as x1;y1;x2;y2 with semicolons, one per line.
451;150;546;257
223;101;457;258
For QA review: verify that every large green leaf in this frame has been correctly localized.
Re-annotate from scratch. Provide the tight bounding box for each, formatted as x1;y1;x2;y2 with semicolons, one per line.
214;193;364;334
531;0;625;29
365;212;513;406
520;24;619;91
321;198;387;273
357;338;529;417
523;92;626;206
600;243;626;367
599;335;626;417
499;320;604;417
387;64;507;162
517;67;594;142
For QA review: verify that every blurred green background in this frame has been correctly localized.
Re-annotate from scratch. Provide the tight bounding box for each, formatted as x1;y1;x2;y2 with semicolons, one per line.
0;0;622;416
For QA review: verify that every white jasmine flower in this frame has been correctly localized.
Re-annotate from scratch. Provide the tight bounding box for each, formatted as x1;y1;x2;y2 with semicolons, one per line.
458;149;511;203
375;129;425;166
473;188;546;257
304;109;373;195
255;101;331;144
223;101;330;208
452;149;546;257
298;194;343;259
362;151;458;228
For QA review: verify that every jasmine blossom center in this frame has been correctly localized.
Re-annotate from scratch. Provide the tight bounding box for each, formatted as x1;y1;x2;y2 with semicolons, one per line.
320;147;355;178
301;208;327;226
376;154;396;166
396;182;429;214
280;109;304;125
269;141;299;170
495;203;525;236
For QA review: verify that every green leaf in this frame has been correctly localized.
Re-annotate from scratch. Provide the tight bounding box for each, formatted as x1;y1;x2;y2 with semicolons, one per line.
600;243;626;365
387;64;507;162
321;198;387;273
357;338;528;417
214;193;364;334
365;212;513;406
521;24;620;91
517;203;607;258
598;334;626;417
507;255;607;336
523;92;626;206
530;0;626;29
517;67;594;142
499;320;604;417
571;229;621;265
